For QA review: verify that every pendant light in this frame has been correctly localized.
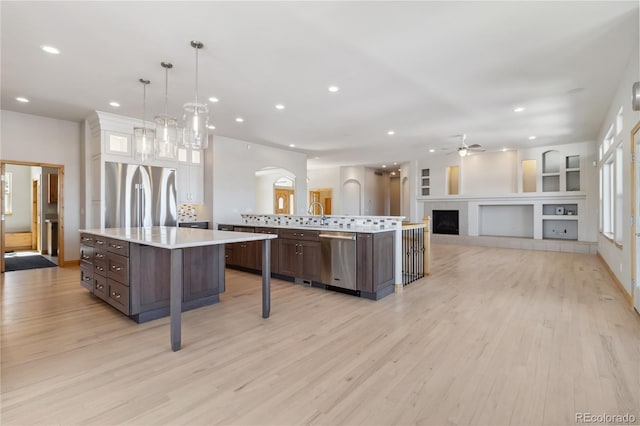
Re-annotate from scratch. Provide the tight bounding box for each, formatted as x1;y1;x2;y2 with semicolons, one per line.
154;62;178;159
182;40;209;150
134;78;155;162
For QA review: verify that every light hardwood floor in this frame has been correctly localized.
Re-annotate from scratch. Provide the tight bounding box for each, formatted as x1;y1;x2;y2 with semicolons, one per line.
2;244;639;425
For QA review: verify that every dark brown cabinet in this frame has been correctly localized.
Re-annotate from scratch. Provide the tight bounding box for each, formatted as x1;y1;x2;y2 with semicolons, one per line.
222;226;261;271
357;231;395;297
254;227;279;274
278;230;321;282
80;233;223;323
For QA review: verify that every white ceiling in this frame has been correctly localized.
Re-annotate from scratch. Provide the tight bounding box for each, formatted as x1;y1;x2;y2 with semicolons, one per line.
1;1;638;168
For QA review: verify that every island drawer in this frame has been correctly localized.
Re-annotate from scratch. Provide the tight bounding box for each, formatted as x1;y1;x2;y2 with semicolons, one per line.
80;245;94;264
93;236;108;250
93;274;108;301
106;280;130;315
80;263;93;292
80;233;96;247
279;229;320;241
254;227;279;235
106;238;129;257
107;253;129;285
93;248;107;263
94;261;107;277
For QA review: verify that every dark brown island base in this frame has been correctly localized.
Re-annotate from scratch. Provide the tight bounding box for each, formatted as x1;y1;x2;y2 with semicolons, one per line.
80;227;276;351
218;224;396;301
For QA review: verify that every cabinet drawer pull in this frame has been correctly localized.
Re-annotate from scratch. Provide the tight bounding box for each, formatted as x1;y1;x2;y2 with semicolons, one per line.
112;292;121;299
110;244;123;250
111;266;122;271
82;237;93;243
96;284;104;290
82;254;90;260
96;240;105;245
96;253;105;259
96;266;104;272
83;276;91;281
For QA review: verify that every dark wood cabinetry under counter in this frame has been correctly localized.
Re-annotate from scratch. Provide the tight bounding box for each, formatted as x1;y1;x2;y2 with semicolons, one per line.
80;232;223;323
217;224;395;300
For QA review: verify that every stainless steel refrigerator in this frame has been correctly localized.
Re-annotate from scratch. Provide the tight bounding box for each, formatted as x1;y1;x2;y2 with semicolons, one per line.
105;162;178;228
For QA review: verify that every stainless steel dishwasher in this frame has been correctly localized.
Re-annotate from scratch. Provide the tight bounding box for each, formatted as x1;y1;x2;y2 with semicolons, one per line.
320;231;357;290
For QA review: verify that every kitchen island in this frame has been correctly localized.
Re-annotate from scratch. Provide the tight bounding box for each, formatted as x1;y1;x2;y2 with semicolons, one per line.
80;227;277;351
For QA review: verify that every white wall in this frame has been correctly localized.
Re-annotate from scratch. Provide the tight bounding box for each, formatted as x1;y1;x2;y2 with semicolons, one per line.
4;164;31;232
597;48;640;296
340;166;365;215
211;136;307;225
363;168;390;216
307;167;341;213
463;151;517;195
255;168;296;214
1;110;81;261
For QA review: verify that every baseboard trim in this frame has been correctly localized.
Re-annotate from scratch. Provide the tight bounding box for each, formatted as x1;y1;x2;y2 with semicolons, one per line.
394;283;403;293
60;260;80;267
597;252;633;307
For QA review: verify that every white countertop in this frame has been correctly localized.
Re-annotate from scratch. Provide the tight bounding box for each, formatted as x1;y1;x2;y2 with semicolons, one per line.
222;222;398;234
80;226;277;249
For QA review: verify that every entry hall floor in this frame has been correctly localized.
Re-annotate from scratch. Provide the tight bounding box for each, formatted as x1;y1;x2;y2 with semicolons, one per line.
1;244;639;425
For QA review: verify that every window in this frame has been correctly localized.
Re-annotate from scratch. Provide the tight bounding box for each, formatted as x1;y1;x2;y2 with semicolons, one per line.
3;172;11;215
616;106;623;136
599;122;624;245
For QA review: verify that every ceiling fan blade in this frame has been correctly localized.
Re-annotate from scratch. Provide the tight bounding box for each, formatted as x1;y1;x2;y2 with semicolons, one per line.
467;144;482;149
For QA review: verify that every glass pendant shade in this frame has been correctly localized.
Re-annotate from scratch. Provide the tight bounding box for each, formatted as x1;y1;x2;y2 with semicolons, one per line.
154;115;178;158
182;102;209;150
134;126;156;161
458;148;468;157
182;41;209;150
154;62;177;159
134;78;155;162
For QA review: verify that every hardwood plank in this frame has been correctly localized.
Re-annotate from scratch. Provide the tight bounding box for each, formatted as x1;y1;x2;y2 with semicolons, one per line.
1;243;639;425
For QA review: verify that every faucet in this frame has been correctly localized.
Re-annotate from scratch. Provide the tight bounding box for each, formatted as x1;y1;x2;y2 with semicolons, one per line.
308;201;327;225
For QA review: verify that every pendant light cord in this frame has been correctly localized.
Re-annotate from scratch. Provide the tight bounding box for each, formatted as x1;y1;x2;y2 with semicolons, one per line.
195;46;199;104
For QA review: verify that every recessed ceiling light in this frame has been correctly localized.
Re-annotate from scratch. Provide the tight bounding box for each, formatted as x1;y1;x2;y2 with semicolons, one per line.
314;156;320;160
41;45;60;55
391;172;396;176
513;107;525;113
387;130;395;136
208;125;216;130
398;168;401;172
393;162;398;165
275;104;285;110
328;85;340;93
289;144;296;148
109;101;120;108
16;97;29;103
381;165;387;168
429;149;435;153
235;117;244;123
528;135;536;140
208;97;219;103
502;148;507;152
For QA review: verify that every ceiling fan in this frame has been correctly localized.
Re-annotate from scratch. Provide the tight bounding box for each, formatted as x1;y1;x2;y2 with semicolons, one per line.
455;134;484;157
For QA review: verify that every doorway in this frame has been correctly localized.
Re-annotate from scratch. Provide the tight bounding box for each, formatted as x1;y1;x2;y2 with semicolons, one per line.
308;188;332;215
1;161;65;273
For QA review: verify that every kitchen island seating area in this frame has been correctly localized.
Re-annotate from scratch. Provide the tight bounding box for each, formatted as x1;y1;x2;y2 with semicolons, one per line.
79;226;276;351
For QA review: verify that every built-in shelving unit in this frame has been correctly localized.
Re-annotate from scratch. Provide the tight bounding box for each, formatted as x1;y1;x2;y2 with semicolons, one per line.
421;168;430;196
565;155;580;191
542;203;578;240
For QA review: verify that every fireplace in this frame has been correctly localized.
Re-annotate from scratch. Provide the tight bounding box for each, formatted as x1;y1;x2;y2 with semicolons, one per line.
432;210;459;235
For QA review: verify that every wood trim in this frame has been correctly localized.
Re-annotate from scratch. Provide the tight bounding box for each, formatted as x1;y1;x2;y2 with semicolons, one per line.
630;120;639;307
597;252;633;306
60;260;80;267
1;161;65;270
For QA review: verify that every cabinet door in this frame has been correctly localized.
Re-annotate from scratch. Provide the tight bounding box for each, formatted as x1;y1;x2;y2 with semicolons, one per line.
255;228;279;274
300;241;321;281
356;234;373;293
176;164;203;204
278;239;300;277
183;245;223;301
104;130;132;157
373;232;395;290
